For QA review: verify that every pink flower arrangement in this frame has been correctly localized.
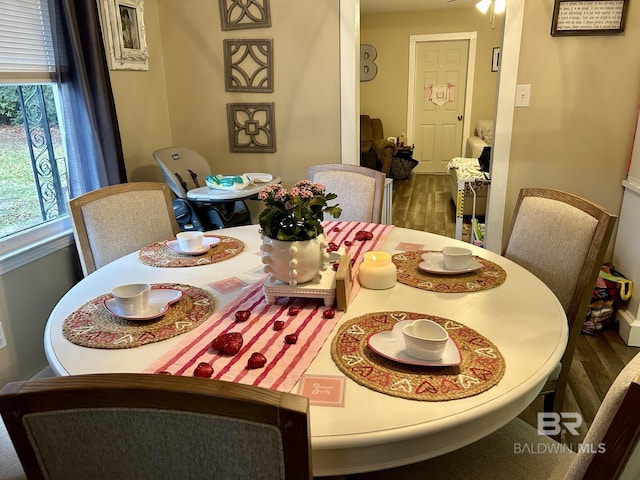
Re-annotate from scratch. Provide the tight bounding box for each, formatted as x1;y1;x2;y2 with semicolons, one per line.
258;180;341;241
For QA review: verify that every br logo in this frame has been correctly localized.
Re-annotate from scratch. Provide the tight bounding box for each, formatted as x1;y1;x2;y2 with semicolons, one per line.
537;412;582;436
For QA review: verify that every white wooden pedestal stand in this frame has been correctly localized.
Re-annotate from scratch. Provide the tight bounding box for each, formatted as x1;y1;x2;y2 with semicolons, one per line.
263;255;352;310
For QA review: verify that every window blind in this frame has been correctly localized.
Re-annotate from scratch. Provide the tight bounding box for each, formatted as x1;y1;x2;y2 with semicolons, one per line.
0;0;54;82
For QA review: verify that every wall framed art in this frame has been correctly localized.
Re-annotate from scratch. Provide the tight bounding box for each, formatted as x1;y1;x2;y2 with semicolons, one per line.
223;39;273;92
100;0;149;70
226;103;276;153
551;0;627;36
219;0;271;31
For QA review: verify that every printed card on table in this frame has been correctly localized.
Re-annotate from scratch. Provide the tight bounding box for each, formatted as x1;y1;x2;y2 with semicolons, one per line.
208;277;248;294
395;241;424;251
298;375;346;407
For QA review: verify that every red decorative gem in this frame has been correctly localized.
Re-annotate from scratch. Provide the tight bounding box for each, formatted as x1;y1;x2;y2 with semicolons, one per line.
247;352;267;369
327;242;339;252
211;332;243;355
285;333;298;344
332;263;339;271
355;230;374;241
193;362;214;378
288;307;301;315
344;240;352;247
157;371;172;375
273;320;285;331
332;227;341;232
323;308;336;319
235;310;251;322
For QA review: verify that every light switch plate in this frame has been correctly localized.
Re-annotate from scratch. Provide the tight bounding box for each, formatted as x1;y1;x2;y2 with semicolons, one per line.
515;84;531;107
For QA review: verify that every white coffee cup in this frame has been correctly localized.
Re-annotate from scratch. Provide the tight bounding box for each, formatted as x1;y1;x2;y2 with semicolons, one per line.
111;283;150;315
176;231;204;252
402;319;449;361
442;246;473;270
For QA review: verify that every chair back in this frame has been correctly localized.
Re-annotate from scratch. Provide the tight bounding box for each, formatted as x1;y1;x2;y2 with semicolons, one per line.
69;182;180;276
153;147;213;198
567;353;640;479
0;373;312;480
503;188;616;413
308;164;386;223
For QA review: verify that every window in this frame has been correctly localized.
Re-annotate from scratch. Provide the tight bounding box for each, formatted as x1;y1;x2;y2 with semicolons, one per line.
0;0;72;265
0;0;125;270
0;84;69;239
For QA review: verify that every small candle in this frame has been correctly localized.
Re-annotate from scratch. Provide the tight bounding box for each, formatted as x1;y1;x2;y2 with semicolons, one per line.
358;251;397;290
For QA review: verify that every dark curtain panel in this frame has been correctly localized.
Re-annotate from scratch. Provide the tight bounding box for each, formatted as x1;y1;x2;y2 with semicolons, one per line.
49;0;127;197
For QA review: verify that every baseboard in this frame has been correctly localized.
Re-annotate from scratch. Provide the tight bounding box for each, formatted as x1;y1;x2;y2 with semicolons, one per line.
618;308;640;347
29;365;54;380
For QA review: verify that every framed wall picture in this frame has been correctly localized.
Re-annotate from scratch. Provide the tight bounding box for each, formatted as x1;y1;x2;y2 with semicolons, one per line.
223;39;273;92
226;103;276;153
100;0;149;70
219;0;271;31
551;0;627;36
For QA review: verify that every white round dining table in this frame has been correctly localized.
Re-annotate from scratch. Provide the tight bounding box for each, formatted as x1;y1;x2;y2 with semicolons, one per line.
44;224;567;477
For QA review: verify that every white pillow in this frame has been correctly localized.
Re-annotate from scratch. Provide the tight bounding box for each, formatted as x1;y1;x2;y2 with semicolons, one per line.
475;120;494;145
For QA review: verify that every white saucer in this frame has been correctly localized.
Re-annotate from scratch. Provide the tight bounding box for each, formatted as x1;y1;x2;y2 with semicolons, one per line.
244;172;273;183
367;320;461;367
165;237;220;255
418;252;483;275
104;288;183;320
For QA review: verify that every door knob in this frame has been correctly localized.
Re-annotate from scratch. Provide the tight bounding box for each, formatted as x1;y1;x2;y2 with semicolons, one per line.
458;115;463;121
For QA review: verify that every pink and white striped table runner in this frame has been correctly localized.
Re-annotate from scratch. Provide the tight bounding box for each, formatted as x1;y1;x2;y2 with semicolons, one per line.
144;221;395;392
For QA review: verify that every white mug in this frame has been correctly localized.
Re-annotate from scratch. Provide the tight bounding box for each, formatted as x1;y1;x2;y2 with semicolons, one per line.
442;246;472;270
111;283;150;315
176;231;204;252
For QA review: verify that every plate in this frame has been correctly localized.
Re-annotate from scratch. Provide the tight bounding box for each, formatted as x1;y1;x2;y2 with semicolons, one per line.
164;237;220;255
244;172;273;183
367;320;461;367
418;252;483;275
104;288;183;321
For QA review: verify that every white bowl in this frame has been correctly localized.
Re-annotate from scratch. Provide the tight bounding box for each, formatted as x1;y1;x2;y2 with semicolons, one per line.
402;319;449;361
111;283;150;316
176;231;204;252
442;246;473;270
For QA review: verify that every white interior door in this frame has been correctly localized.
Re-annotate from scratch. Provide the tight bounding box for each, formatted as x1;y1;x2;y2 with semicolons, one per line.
407;33;476;174
412;40;468;173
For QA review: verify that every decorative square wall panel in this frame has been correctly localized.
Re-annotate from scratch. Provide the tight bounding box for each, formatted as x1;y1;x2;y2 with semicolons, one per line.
219;0;271;30
224;39;273;92
226;103;276;153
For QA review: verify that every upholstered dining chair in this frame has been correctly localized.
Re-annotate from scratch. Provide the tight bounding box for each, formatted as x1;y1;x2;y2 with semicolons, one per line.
69;182;180;276
0;373;312;480
502;188;616;417
0;416;24;479
308;164;386;223
350;352;640;480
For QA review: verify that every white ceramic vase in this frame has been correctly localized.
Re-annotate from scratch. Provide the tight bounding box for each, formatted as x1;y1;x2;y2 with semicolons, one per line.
261;234;329;286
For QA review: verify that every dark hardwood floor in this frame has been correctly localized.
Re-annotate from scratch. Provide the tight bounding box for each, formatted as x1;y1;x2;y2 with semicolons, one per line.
391;173;640;449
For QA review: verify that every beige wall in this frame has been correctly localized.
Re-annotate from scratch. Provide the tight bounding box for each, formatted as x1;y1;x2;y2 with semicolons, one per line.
110;0;172;183
505;0;640;248
113;0;341;188
360;7;503;145
0;246;79;386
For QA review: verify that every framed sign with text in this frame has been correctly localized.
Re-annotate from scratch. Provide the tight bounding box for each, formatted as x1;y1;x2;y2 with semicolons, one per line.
551;0;627;36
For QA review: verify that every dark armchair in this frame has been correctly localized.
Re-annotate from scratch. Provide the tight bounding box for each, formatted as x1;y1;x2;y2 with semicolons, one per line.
360;114;397;176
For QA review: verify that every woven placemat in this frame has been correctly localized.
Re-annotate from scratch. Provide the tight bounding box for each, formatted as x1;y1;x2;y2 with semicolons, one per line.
138;235;245;268
62;283;215;349
331;311;505;401
392;250;506;292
